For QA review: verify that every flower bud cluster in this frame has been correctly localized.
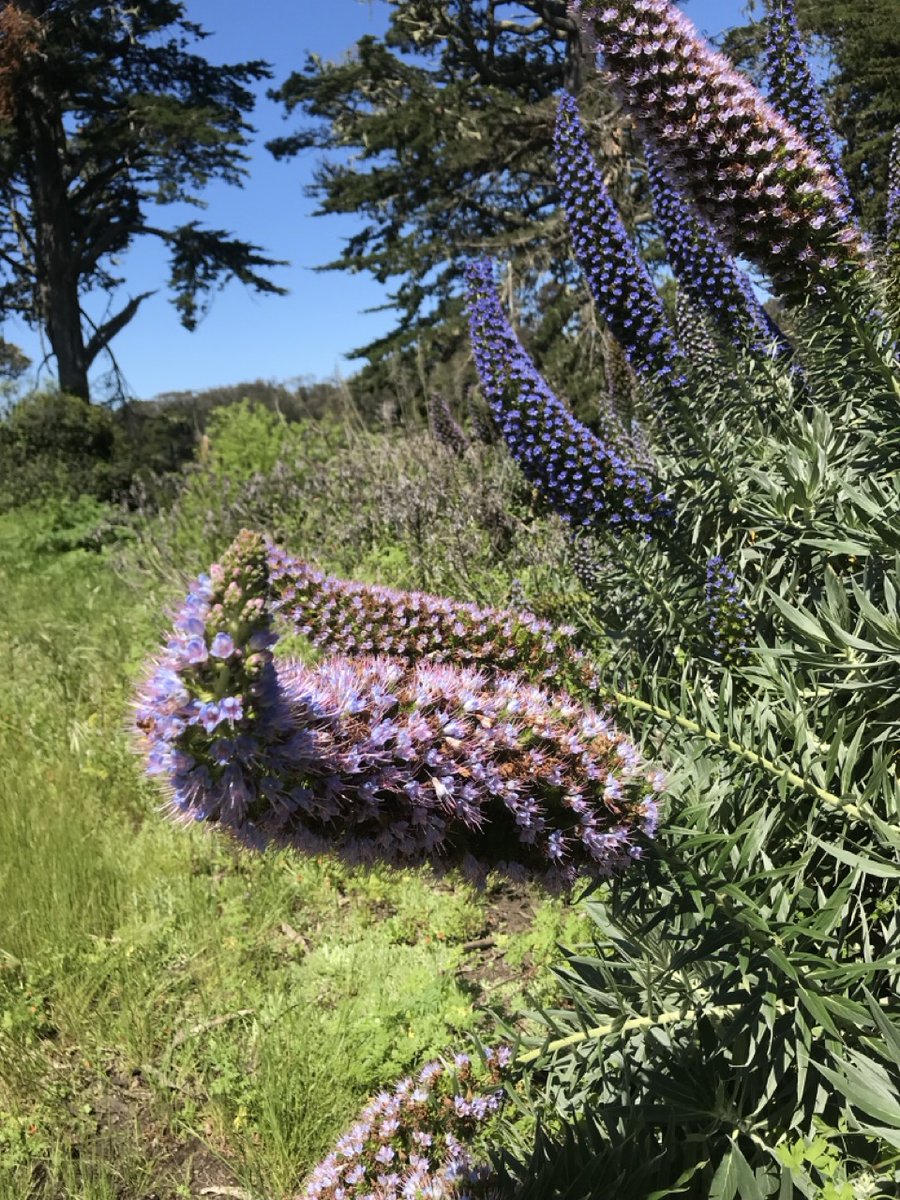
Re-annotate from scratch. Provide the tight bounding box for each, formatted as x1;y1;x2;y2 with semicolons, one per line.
571;0;866;298
763;0;852;210
466;258;667;535
135;533;663;887
674;290;719;373
888;126;900;246
466;387;497;445
428;393;471;456
266;541;597;695
554;94;684;387
646;150;781;353
600;337;655;473
299;1047;511;1200
705;555;753;663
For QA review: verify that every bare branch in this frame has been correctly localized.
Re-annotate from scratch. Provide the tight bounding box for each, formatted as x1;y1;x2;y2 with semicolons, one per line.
83;289;155;365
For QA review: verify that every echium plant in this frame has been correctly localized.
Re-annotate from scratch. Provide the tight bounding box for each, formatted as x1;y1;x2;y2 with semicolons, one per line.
763;0;853;212
428;393;471;457
135;531;662;887
135;1;900;1195
465;258;667;534
300;1047;511;1200
554;94;684;387
571;0;866;296
265;541;599;695
645;149;782;354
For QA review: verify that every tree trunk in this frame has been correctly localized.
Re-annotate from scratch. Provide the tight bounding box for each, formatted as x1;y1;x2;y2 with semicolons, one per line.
564;22;595;96
19;37;90;401
41;270;90;401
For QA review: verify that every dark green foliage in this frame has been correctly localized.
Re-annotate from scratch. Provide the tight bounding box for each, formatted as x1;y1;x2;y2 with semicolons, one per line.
0;390;119;506
0;335;29;390
0;0;286;399
269;2;647;392
140;377;346;428
0;380;348;514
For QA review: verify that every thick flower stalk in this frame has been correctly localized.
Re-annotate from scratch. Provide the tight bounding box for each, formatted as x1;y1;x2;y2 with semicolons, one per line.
646;150;783;353
466;258;667;535
299;1047;510;1199
265;541;598;695
705;555;753;663
428;393;471;456
135;532;663;887
554;93;684;386
571;0;866;299
763;0;853;210
674;290;720;373
888;126;900;246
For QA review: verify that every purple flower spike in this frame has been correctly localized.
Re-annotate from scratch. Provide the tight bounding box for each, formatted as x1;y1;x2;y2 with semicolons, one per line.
298;1047;509;1199
705;555;753;664
265;540;599;695
428;394;471;456
134;533;664;888
571;0;867;300
763;0;853;212
646;149;786;355
466;258;668;536
554;93;684;386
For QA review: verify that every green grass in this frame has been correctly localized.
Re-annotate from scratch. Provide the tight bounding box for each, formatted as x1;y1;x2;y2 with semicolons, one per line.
0;506;569;1198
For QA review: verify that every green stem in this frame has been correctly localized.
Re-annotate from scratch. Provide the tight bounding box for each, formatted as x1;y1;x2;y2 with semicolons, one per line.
610;690;870;822
516;1002;741;1065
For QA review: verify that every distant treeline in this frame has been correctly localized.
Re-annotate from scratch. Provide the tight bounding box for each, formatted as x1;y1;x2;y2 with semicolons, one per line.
0;378;348;512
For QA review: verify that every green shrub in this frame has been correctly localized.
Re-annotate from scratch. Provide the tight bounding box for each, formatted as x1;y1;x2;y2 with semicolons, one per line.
0;390;121;508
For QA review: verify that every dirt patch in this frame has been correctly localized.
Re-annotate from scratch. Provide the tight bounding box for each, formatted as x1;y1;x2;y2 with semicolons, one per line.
453;881;542;999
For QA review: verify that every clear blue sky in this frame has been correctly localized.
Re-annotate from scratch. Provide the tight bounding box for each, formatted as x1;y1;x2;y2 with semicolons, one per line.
8;0;749;400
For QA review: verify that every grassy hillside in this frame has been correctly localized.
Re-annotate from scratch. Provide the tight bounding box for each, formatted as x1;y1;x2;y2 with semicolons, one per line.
0;464;584;1198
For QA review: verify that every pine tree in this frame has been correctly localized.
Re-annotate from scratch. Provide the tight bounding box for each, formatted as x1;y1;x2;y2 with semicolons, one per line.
268;1;647;390
0;0;286;400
